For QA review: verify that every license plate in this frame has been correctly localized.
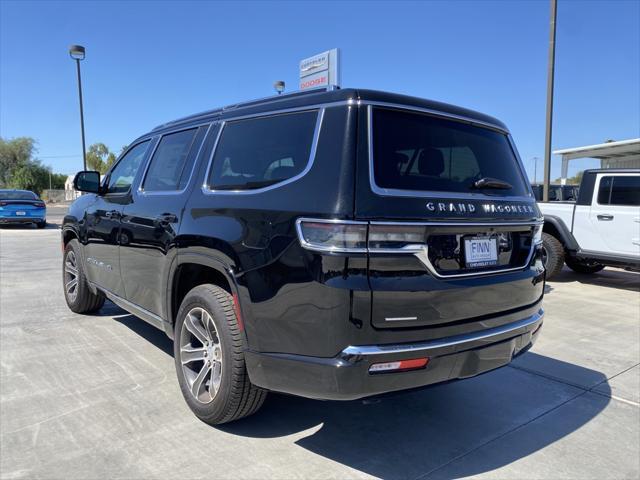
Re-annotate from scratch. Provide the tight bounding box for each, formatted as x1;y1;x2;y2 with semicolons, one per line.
15;211;26;216
464;236;498;268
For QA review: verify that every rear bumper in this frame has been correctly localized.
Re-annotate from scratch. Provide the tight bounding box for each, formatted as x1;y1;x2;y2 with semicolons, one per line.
245;308;543;400
0;216;45;224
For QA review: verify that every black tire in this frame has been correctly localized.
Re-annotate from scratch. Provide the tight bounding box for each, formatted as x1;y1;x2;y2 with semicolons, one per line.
36;221;46;229
174;284;266;425
565;255;605;275
541;232;565;279
63;239;105;313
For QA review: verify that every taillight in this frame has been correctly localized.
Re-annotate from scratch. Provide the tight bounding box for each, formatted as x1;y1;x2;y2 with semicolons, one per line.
296;219;367;252
0;201;6;207
368;223;426;252
34;202;45;208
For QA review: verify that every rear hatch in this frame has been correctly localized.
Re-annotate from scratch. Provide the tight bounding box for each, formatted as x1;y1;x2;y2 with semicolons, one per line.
357;105;543;329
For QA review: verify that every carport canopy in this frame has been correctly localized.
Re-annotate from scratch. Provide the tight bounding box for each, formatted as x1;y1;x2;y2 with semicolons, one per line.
554;138;640;184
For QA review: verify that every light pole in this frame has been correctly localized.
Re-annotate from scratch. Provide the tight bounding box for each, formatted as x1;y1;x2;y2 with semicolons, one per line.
69;45;87;171
542;0;557;202
532;156;540;184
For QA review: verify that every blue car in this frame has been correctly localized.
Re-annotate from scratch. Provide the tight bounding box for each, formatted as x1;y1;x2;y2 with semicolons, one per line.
0;189;47;228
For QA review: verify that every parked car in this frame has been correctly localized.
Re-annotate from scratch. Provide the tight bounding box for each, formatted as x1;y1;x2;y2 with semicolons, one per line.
531;184;579;202
0;189;46;228
539;169;640;278
63;88;545;424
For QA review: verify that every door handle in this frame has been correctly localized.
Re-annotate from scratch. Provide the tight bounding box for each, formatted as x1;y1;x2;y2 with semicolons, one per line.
597;214;614;221
104;210;120;219
155;213;178;225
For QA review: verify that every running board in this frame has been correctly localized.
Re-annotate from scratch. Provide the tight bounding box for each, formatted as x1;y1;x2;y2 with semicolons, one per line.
91;282;167;330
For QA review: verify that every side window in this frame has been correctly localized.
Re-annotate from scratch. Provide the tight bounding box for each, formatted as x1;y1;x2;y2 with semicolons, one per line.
142;128;198;192
610;176;640;206
208;111;318;190
597;176;613;205
107;141;150;194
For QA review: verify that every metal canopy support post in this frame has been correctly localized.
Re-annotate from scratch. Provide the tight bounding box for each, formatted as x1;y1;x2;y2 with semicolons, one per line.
543;0;557;202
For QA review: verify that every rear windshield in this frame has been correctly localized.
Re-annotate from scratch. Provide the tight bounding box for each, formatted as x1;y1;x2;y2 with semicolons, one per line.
0;191;38;200
372;107;528;196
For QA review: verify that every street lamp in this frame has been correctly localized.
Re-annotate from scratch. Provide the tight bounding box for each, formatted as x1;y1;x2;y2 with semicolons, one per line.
273;80;285;95
69;44;87;171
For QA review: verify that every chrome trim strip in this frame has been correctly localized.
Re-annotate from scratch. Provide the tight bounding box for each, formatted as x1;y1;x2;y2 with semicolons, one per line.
385;316;418;322
413;242;537;279
369;220;543;227
361;100;509;133
138;123;212;196
90;282;166;329
295;217;368;253
296;217;541;277
342;309;543;357
366;105;533;201
202;108;326;195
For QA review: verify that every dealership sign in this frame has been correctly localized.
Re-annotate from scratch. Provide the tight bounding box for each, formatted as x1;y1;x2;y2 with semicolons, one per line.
299;49;340;91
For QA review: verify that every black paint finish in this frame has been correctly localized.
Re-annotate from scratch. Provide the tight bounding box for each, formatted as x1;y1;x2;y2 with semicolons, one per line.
63;88;545;399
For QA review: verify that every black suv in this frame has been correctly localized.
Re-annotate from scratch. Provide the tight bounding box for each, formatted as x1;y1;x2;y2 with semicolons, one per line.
63;88;545;424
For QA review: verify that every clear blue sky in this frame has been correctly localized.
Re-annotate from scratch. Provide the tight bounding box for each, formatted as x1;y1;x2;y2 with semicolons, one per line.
1;0;639;180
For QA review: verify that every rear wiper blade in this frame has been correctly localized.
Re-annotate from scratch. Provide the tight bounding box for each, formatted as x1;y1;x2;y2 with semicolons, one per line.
472;177;513;190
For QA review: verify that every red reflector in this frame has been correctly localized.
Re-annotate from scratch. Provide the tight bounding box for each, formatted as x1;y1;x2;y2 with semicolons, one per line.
232;293;244;332
369;357;429;373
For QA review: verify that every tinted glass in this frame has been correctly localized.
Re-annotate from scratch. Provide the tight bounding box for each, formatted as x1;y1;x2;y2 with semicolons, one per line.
208;111;317;190
0;190;37;200
143;129;197;191
610;176;640;206
372;108;528;196
597;176;613;204
107;141;150;194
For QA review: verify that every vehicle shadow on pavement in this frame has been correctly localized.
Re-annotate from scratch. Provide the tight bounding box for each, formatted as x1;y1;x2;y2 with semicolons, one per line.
109;309;611;479
223;354;611;479
549;267;639;292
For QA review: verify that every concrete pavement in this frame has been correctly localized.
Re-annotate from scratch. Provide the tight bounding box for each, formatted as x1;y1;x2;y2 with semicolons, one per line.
1;227;638;479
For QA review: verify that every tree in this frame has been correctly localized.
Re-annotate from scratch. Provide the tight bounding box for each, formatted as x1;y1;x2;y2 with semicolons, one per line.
86;143;117;174
9;161;50;194
0;137;37;186
553;170;583;185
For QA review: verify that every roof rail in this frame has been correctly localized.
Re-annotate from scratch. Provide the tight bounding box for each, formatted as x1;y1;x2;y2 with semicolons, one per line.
152;86;333;132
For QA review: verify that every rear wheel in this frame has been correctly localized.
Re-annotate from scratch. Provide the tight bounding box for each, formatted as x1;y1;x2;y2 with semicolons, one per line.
541;233;565;279
36;220;46;229
63;240;105;313
174;284;266;425
565;255;605;275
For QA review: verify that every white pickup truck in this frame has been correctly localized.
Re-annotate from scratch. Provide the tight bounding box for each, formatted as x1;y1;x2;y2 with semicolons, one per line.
539;168;640;278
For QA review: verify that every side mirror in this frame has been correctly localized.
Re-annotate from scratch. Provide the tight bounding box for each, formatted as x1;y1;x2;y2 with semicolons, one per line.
74;171;101;194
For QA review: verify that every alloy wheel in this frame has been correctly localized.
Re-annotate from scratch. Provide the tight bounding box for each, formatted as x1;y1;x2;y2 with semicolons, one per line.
179;307;223;404
64;250;79;302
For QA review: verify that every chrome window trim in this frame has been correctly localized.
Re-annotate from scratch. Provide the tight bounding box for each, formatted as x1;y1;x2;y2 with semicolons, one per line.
341;309;543;357
295;217;368;253
361;100;509;133
137;124;211;197
365;105;535;201
202;108;326;195
157;99;355;131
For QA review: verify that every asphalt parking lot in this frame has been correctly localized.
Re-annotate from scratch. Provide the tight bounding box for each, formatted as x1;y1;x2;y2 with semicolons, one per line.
1;207;639;480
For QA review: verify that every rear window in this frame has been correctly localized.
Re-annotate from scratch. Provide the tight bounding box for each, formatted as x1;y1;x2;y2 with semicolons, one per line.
208;110;318;190
0;191;37;200
371;108;528;196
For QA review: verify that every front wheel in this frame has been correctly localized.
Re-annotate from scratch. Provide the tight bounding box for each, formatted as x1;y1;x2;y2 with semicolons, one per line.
174;284;266;425
63;240;105;313
565;256;605;274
